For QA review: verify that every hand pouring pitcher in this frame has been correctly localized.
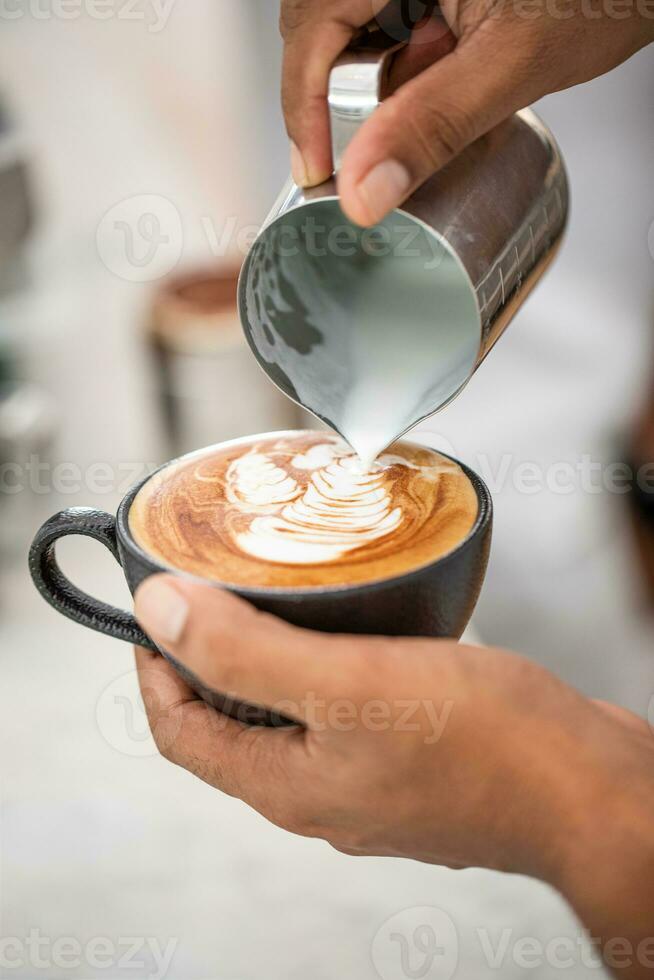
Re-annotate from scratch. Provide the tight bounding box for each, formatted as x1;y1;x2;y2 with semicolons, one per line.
238;30;569;465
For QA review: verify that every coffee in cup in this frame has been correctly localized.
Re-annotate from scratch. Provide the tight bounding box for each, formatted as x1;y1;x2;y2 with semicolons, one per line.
128;432;479;590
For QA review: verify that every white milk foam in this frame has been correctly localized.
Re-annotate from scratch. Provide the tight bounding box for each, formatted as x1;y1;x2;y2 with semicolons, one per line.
244;205;481;469
334;254;481;468
226;440;403;565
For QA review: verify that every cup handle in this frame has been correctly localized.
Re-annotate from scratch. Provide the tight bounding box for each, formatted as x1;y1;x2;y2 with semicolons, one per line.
28;507;157;651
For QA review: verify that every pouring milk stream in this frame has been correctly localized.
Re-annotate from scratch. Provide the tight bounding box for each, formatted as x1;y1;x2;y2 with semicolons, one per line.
238;32;569;470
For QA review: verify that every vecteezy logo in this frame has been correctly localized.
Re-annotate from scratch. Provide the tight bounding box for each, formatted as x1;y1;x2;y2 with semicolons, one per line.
96;194;183;282
96;667;182;758
371;907;459;980
374;0;435;42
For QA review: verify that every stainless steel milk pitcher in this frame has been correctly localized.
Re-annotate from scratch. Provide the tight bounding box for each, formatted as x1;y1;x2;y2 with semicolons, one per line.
238;30;569;441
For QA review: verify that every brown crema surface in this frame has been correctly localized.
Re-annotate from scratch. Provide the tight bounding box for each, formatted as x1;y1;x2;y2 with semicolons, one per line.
129;432;479;589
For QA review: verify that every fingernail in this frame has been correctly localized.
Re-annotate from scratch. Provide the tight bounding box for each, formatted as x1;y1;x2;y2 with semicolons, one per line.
135;577;189;645
290;141;309;187
355;160;412;225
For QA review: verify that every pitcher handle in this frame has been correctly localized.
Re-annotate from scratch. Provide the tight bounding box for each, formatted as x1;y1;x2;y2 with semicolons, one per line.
329;30;406;171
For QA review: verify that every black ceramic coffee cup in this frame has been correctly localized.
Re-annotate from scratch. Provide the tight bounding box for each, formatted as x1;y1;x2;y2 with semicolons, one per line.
29;434;493;726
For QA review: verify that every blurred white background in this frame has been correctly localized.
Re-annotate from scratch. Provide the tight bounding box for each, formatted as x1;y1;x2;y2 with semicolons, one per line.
0;3;652;979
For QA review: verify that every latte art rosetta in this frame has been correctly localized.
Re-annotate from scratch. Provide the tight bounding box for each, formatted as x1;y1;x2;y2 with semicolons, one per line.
227;450;403;564
129;433;479;589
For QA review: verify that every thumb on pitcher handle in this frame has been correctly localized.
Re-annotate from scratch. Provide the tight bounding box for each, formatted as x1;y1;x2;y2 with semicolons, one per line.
28;507;157;652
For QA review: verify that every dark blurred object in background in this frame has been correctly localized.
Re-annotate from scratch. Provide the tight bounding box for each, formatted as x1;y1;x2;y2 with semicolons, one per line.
0;94;33;294
147;266;301;458
0;365;57;559
627;346;654;609
0;94;58;561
